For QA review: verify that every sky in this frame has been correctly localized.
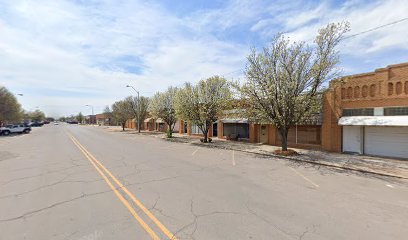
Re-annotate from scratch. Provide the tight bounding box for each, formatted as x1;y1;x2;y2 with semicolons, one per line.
0;0;407;117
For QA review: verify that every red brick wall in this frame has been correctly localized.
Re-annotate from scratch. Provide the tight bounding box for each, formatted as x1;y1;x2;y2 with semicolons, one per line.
322;62;408;152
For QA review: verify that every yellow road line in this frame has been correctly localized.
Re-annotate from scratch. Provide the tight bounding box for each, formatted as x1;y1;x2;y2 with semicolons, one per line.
67;132;178;240
67;133;160;240
289;167;319;188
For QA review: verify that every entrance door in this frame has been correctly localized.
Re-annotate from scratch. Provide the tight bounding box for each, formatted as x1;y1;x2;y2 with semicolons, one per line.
213;122;218;137
259;125;268;144
184;122;188;134
342;126;362;154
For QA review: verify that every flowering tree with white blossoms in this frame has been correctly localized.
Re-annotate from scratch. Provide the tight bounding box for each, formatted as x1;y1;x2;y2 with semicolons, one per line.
175;76;232;143
237;22;350;151
149;87;178;138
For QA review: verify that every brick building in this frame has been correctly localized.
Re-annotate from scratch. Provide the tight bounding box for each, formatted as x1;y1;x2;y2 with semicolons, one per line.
180;62;408;159
84;115;96;124
95;113;112;126
322;62;408;158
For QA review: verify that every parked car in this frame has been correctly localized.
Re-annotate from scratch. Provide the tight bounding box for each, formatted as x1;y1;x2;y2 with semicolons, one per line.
0;124;31;136
28;121;44;127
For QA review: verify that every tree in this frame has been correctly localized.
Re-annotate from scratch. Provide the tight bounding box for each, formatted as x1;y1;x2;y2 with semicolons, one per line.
28;109;46;122
103;105;111;115
237;22;349;151
175;76;232;143
111;100;133;131
102;105;112;125
46;117;55;122
76;112;84;124
149;87;178;138
126;96;149;133
0;86;22;126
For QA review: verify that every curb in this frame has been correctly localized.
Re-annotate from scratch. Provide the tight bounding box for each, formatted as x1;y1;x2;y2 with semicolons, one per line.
165;138;408;180
106;129;408;180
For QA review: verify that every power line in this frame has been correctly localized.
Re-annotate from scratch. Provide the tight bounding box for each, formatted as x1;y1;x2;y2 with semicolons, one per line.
221;69;244;77
209;17;408;78
342;17;408;40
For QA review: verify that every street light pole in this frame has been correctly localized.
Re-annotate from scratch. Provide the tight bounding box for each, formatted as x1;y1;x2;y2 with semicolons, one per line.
85;105;94;124
126;85;140;133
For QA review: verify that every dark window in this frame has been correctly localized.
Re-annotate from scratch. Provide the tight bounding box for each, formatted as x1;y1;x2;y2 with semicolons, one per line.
343;108;374;116
223;123;249;138
384;107;408;116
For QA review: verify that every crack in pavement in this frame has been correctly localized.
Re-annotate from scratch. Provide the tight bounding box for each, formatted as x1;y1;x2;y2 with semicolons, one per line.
0;174;104;200
0;164;90;187
0;188;117;222
0;156;87;174
299;224;319;240
171;198;242;240
244;200;298;240
124;175;182;187
148;195;176;220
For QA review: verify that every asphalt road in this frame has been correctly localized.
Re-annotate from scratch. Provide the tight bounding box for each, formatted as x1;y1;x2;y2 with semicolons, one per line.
1;124;407;240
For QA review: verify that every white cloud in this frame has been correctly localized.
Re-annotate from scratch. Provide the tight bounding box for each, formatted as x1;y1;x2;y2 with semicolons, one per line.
1;0;407;117
0;0;248;117
252;0;408;54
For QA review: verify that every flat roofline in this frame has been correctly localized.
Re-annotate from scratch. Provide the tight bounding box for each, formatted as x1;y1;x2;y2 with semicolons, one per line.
328;61;408;88
343;61;408;79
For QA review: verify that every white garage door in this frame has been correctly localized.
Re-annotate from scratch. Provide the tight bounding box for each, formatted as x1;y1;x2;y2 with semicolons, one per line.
343;126;362;154
365;127;408;159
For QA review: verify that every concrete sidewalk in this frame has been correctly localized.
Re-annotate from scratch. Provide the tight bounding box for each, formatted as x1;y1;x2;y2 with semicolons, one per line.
102;126;408;179
172;134;408;179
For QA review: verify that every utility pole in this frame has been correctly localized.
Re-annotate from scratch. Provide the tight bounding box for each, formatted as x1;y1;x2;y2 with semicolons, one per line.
85;105;94;124
126;85;141;133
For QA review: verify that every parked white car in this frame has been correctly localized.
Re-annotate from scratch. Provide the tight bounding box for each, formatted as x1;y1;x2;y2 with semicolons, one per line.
0;124;31;136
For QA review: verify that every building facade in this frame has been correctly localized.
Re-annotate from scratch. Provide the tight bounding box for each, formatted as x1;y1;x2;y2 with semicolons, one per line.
181;62;408;159
95;113;112;126
322;62;408;158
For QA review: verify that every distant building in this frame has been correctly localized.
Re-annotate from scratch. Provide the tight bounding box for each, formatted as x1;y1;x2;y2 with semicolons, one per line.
85;115;96;124
96;113;112;126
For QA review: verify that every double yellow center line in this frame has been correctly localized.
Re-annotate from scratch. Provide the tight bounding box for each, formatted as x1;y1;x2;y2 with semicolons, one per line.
66;132;178;240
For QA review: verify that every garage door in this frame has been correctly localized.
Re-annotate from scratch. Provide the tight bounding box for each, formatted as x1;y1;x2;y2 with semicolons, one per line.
343;126;362;154
364;127;408;159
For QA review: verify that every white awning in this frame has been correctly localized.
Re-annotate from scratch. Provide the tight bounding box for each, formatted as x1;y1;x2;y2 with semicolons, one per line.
338;116;408;126
221;118;249;124
155;118;164;123
144;118;152;123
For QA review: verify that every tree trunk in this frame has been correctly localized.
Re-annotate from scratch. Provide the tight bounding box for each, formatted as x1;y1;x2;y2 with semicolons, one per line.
166;122;174;138
122;122;125;131
279;128;289;151
203;131;208;143
202;126;209;143
138;118;141;133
